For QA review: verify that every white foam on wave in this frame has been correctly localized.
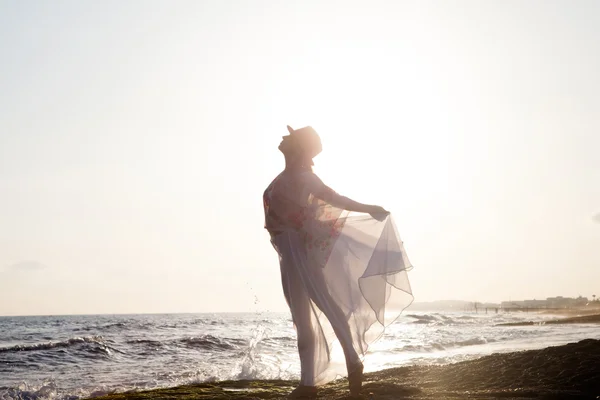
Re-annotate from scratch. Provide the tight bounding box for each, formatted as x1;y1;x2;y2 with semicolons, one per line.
0;336;111;354
0;378;120;400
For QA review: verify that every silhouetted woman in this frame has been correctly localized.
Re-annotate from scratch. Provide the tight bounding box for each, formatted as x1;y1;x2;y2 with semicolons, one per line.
263;125;413;398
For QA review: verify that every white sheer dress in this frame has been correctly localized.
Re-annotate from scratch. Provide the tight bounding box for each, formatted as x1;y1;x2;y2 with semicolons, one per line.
263;169;413;386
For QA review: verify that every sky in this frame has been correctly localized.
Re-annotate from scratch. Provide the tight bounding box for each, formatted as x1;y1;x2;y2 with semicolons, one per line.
1;0;599;316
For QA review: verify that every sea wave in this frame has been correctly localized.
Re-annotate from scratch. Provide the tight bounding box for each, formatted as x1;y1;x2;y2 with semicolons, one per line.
179;335;246;350
404;313;503;325
0;335;123;358
397;337;494;353
3;312;598;400
405;313;457;325
125;335;248;352
0;379;121;400
69;318;227;333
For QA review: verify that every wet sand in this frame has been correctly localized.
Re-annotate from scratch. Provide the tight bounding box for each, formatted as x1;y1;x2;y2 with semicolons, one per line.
91;339;600;399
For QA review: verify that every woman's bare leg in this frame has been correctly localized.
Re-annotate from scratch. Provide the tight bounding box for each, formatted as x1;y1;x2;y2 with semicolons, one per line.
280;257;317;386
303;267;361;370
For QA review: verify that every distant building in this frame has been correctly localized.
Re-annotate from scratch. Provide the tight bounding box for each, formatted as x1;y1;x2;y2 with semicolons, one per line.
501;296;589;309
546;296;588;308
500;300;530;309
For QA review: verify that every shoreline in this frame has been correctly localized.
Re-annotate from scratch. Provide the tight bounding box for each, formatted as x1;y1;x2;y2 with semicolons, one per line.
497;312;600;326
539;307;600;317
90;338;600;399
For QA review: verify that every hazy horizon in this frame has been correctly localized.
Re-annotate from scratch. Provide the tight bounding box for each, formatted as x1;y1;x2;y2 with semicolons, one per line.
1;1;599;316
1;296;594;318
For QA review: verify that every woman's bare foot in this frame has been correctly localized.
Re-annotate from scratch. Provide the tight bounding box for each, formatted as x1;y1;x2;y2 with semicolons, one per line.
348;362;364;397
287;385;317;399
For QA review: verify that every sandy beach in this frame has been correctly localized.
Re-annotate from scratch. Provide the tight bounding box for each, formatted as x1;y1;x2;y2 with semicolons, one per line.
90;337;600;399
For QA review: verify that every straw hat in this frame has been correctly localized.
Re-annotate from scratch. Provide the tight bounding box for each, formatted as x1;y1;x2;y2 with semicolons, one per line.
286;125;322;159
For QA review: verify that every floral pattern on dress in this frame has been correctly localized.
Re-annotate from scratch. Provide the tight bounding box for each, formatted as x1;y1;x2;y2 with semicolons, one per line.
306;201;346;267
264;171;346;268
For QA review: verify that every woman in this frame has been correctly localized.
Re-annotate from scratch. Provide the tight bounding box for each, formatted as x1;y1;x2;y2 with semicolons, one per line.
263;125;413;398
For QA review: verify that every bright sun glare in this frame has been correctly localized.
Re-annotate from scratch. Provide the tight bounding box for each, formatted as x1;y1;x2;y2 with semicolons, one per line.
270;55;458;226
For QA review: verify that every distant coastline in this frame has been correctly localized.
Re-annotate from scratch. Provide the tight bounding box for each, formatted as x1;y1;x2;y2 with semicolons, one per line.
409;296;600;313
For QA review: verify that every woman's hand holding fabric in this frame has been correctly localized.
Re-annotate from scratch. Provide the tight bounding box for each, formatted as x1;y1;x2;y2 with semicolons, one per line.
368;205;389;221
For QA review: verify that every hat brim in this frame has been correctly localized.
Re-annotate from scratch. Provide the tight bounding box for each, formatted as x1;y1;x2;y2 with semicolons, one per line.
285;125;322;159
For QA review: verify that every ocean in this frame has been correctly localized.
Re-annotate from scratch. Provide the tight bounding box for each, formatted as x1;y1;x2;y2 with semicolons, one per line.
1;311;599;399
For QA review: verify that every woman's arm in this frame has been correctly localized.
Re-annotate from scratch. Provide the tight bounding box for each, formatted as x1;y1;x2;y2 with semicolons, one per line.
304;173;388;215
322;190;380;214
